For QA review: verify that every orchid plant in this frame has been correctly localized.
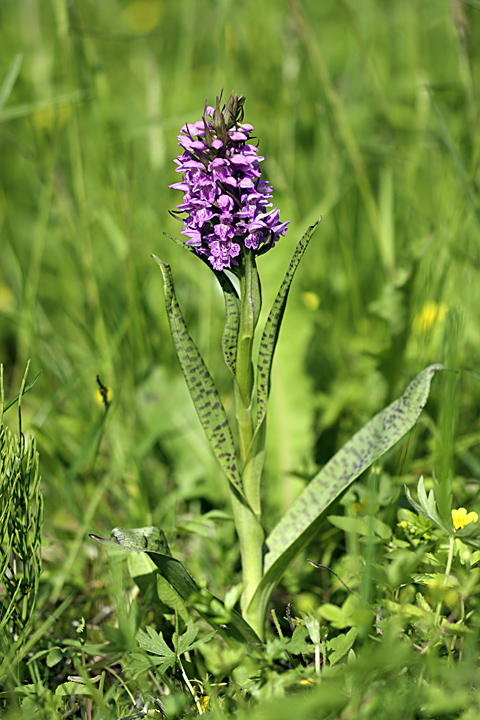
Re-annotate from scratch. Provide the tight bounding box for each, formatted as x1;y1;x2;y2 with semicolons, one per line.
94;93;444;643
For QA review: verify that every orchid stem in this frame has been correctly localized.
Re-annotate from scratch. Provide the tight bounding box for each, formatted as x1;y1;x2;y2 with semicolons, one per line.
232;250;265;639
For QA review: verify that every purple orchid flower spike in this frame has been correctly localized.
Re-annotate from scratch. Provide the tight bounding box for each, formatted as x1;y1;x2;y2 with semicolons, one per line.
170;92;289;272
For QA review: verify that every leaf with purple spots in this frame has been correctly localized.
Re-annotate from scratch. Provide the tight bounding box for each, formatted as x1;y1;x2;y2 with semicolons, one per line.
161;232;241;378
153;256;244;499
248;364;445;624
90;526;261;647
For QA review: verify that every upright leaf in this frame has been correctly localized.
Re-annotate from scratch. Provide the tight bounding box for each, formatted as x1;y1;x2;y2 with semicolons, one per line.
161;233;241;377
255;221;319;436
153;256;244;498
248;364;444;623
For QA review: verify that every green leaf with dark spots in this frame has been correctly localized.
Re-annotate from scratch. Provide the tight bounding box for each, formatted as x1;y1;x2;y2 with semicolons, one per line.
90;526;171;555
161;232;241;377
91;526;261;648
153;256;244;498
248;364;444;624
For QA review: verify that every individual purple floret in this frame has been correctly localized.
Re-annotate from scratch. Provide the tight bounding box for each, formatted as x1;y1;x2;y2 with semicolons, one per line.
170;92;289;272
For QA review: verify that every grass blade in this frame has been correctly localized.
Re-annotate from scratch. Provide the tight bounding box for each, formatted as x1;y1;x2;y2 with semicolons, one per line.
0;594;73;683
1;369;43;417
0;53;23;116
428;88;480;221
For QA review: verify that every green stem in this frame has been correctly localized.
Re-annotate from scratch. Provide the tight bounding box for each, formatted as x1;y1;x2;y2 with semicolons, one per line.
435;535;455;625
236;251;262;511
230;489;264;637
235;253;258;458
232;250;265;639
445;535;455;578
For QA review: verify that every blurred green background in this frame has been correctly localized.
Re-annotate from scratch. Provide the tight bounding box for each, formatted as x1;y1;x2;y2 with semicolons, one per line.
1;0;480;602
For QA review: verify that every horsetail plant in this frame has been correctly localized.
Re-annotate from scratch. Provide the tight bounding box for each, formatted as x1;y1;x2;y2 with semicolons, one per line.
0;363;43;682
93;92;444;642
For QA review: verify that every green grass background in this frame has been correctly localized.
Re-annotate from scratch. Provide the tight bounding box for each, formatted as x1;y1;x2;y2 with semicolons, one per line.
2;0;480;688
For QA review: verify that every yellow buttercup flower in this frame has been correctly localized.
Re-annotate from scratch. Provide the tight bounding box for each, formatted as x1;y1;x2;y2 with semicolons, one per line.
412;301;447;334
199;696;209;713
451;507;478;531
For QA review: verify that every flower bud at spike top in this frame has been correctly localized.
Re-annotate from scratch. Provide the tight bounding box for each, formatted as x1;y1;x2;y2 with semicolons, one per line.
170;92;290;272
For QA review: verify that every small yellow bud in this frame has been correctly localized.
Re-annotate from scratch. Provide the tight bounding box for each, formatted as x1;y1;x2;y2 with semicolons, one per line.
95;386;113;408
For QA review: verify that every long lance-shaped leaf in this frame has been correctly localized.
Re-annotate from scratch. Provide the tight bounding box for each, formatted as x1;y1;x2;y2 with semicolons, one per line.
162;233;240;377
255;220;320;436
247;364;445;623
91;527;261;647
153;256;244;498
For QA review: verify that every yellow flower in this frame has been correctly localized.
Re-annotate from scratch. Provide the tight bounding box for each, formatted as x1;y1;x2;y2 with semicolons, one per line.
0;285;14;312
95;386;113;408
199;696;209;713
412;301;447;334
301;291;320;311
451;507;478;531
122;1;163;33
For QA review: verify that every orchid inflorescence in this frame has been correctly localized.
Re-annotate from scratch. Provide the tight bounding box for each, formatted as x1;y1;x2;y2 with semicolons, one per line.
170;92;289;271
